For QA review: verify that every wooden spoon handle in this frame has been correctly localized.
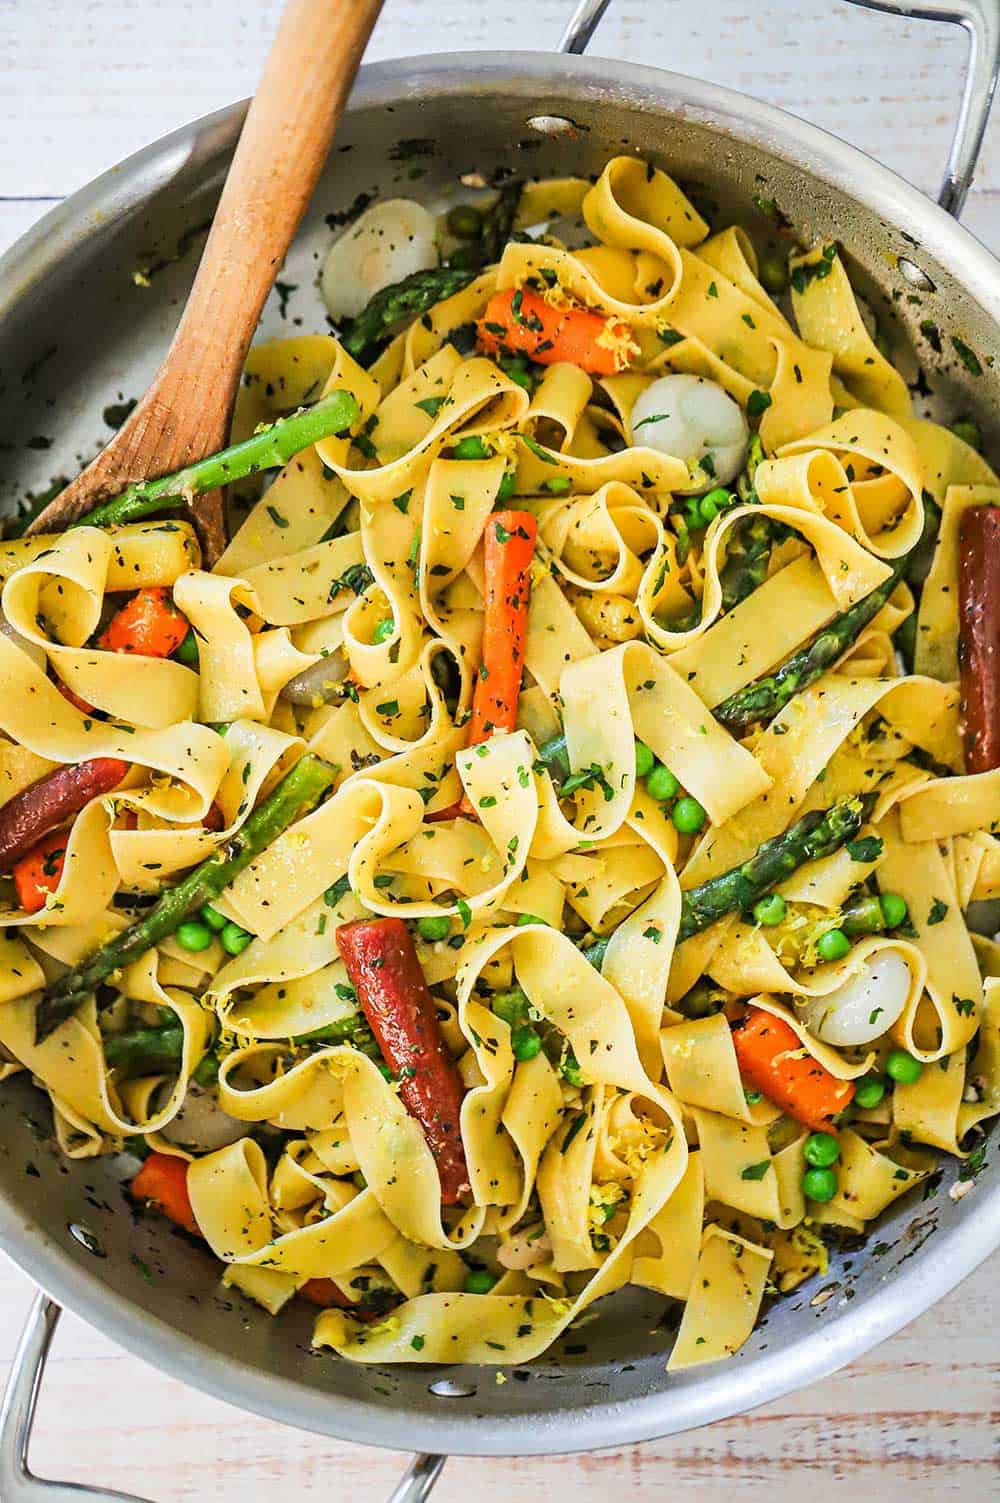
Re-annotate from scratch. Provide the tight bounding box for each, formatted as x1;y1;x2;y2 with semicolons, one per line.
163;0;385;422
29;0;383;559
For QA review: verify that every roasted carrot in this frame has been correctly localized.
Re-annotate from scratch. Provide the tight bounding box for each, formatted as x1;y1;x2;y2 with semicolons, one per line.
0;757;129;874
98;587;189;658
336;916;471;1204
466;509;537;750
54;678;94;715
477;287;633;376
958;504;1000;773
13;829;68;914
130;1153;200;1236
732;1007;854;1131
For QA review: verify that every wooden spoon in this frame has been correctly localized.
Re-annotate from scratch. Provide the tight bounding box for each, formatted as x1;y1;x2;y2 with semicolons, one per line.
28;0;384;564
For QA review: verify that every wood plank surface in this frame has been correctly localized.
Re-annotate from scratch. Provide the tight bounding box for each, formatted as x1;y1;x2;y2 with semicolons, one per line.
0;2;997;1495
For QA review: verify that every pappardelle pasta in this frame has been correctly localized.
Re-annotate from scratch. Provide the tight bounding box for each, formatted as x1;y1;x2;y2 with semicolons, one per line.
2;155;999;1372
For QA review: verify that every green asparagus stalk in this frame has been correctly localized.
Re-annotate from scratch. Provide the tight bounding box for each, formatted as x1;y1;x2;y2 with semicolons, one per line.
70;390;361;532
719;514;783;611
676;797;868;940
716;490;943;731
714;561;905;732
103;1010;379;1078
582;797;869;965
296;1015;380;1057
36;754;337;1042
840;893;887;937
103;1025;185;1076
341;183;522;366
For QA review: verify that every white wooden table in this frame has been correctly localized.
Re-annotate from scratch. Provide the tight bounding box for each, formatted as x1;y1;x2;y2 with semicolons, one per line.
0;1;998;1495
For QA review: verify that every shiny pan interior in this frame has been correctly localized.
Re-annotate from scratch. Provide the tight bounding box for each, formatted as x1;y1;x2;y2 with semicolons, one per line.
0;52;997;1457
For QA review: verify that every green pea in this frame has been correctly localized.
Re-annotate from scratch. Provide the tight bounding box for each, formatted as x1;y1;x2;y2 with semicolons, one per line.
672;796;707;835
491;988;529;1027
372;616;395;644
511;1025;542;1061
951;418;982;452
463;1268;497;1294
879;892;908;929
634;739;655;779
176;920;213;953
221;921;253;956
417;915;450;943
201;904;228;932
174;628;199;665
452;434;490;461
516;913;548;927
853;1074;886;1109
886;1048;923;1084
646;762;679;802
685;499;705;531
193;1052;220;1088
802;1166;838;1203
699;487;735;525
542;475;572;495
803;1131;840;1168
753;893;786;927
447;204;484;240
816;928;851;962
758;252;788;294
496;470;517;502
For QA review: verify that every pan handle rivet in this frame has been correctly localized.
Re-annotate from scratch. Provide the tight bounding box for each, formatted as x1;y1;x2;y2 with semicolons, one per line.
68;1221;106;1258
526;115;578;136
898;257;936;292
428;1377;477;1398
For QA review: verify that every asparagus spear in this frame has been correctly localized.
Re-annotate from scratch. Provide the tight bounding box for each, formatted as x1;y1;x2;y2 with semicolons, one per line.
68;390;360;532
103;1025;185;1076
719;513;784;611
676;797;868;940
582;797;868;965
716;491;944;732
36;754;336;1042
103;1010;379;1078
340;183;522;366
714;561;905;732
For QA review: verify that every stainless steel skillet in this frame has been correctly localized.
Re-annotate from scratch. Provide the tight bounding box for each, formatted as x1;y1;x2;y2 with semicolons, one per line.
0;1;998;1498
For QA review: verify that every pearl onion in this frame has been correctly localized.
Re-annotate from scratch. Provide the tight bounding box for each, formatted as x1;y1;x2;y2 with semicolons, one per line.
629;373;749;492
321;199;438;321
798;951;912;1047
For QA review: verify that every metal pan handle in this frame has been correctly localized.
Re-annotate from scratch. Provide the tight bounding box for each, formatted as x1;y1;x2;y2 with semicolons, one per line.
0;1295;447;1503
560;0;1000;218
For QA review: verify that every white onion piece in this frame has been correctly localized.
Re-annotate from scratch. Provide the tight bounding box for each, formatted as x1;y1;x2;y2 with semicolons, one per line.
321;199;438;321
279;651;349;706
0;616;46;671
798;951;912;1047
629;373;749;491
159;1084;246;1153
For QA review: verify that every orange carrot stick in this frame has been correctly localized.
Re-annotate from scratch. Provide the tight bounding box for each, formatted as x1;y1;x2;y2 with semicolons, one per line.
130;1153;200;1237
12;829;68;914
466;509;537;750
98;587;189;658
477;287;633;376
732;1007;854;1131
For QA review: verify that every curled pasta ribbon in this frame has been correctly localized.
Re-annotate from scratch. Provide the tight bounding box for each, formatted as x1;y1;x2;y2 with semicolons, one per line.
0;988;211;1141
3;527;198;729
789;245;911;418
213;1046;484;1253
768;410;924;559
